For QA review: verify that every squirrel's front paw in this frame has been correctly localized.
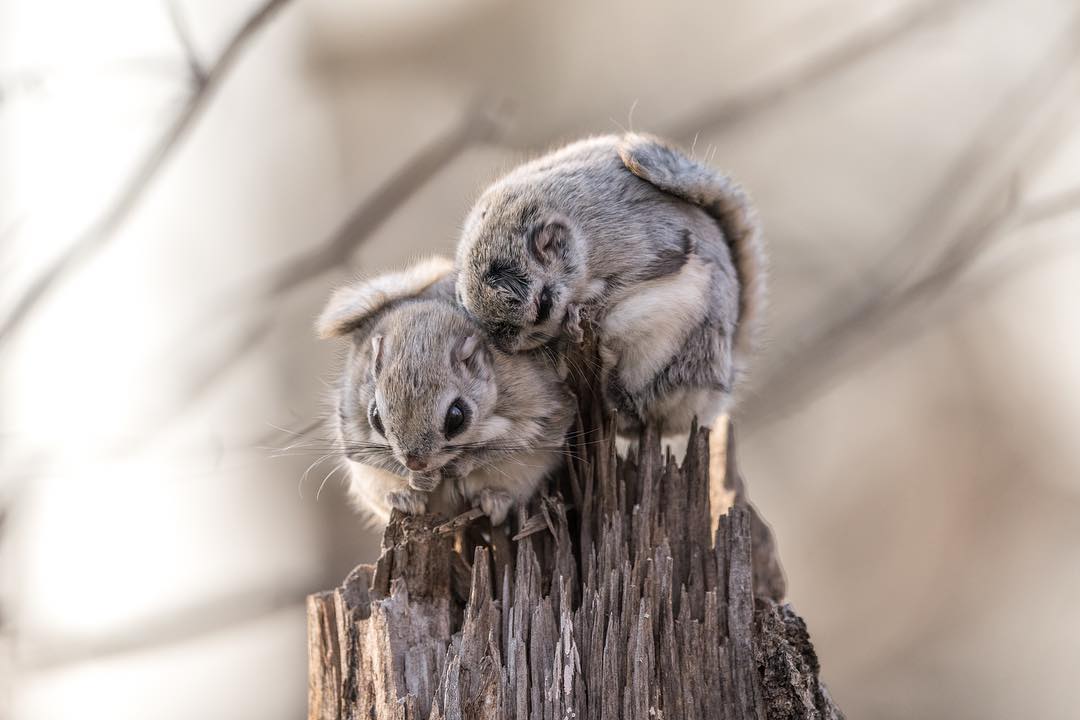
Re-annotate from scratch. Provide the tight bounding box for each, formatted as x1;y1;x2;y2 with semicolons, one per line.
386;487;428;515
408;469;441;492
563;303;585;344
476;488;514;526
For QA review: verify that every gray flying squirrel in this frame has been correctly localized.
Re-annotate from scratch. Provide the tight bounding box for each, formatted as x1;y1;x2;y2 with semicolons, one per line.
455;133;766;435
316;257;575;525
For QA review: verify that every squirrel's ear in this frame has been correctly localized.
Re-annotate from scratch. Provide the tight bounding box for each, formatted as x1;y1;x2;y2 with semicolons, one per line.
315;256;454;338
370;335;384;378
453;333;491;380
530;219;570;264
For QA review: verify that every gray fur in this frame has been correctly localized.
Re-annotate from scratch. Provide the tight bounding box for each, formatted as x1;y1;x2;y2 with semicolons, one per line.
320;261;574;524
455;133;766;436
618;132;767;370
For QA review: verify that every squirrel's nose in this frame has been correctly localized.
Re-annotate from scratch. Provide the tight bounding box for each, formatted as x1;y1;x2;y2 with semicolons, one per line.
405;456;428;471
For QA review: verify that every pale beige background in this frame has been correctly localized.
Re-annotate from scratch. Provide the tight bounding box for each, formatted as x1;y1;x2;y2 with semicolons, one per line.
2;0;1079;718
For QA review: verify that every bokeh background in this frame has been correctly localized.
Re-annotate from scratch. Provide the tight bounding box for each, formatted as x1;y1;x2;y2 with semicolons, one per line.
2;0;1079;717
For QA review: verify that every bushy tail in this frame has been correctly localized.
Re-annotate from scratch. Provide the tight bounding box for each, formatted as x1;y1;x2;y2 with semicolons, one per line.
617;133;766;370
316;256;454;338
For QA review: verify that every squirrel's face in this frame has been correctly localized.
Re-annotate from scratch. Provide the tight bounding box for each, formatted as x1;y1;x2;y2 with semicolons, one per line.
457;196;585;352
339;304;499;490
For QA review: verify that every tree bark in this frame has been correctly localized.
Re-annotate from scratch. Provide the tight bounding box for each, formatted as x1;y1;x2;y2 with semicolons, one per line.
307;347;844;719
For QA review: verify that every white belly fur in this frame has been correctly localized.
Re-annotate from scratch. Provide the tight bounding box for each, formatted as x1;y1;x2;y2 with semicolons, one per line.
457;448;561;505
347;462;460;523
600;255;711;392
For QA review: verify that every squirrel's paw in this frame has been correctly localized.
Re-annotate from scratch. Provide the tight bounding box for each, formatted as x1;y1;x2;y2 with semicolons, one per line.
563;303;585;344
408;469;441;492
386;487;428;515
476;488;514;526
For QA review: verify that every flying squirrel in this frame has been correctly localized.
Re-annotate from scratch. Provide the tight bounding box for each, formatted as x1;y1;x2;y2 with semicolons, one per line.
316;256;575;525
455;133;766;436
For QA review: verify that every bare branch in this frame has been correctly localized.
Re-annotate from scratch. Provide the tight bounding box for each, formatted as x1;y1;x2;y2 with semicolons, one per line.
152;0;979;444
105;105;506;456
936;234;1080;324
756;227;1080;434
180;105;502;400
0;0;295;346
744;21;1080;426
164;0;207;86
0;0;964;345
1015;185;1080;228
665;0;972;141
259;103;505;298
0;104;503;474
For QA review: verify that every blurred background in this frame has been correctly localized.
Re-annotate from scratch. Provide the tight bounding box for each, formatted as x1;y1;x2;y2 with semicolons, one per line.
2;0;1079;717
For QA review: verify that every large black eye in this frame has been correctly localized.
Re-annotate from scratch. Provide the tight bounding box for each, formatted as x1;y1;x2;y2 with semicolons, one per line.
368;400;385;437
444;399;468;438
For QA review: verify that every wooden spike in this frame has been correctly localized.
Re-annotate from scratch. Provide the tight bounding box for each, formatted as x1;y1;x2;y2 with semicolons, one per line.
307;335;842;719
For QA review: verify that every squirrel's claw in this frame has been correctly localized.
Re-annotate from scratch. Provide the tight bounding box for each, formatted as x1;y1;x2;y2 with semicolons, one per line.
477;488;514;526
408;469;441;492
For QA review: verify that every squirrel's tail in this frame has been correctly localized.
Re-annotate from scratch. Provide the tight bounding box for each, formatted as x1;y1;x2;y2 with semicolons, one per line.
617;133;766;371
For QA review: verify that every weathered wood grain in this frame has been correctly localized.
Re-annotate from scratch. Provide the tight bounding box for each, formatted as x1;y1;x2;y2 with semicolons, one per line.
308;342;843;719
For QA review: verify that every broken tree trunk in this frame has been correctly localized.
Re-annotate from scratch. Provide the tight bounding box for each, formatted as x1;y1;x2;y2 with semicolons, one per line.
307;356;843;719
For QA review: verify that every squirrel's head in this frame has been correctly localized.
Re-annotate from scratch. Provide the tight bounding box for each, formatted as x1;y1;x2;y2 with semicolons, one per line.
335;301;499;489
456;189;586;352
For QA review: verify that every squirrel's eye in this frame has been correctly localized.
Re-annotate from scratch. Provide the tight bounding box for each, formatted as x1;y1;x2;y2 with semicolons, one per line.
444;399;468;438
368;400;385;437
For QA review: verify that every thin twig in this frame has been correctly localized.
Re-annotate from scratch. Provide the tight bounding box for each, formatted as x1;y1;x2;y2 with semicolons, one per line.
744;21;1080;426
164;0;207;86
934;234;1080;325
665;0;971;141
113;104;505;456
148;0;969;442
259;102;505;298
1015;185;1080;228
0;0;294;345
0;0;959;343
436;508;487;536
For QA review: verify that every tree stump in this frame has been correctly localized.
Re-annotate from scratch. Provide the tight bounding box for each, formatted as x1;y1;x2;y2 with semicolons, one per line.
307;346;843;719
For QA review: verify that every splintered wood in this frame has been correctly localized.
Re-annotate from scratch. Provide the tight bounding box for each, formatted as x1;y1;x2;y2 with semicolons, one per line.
307;417;843;719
